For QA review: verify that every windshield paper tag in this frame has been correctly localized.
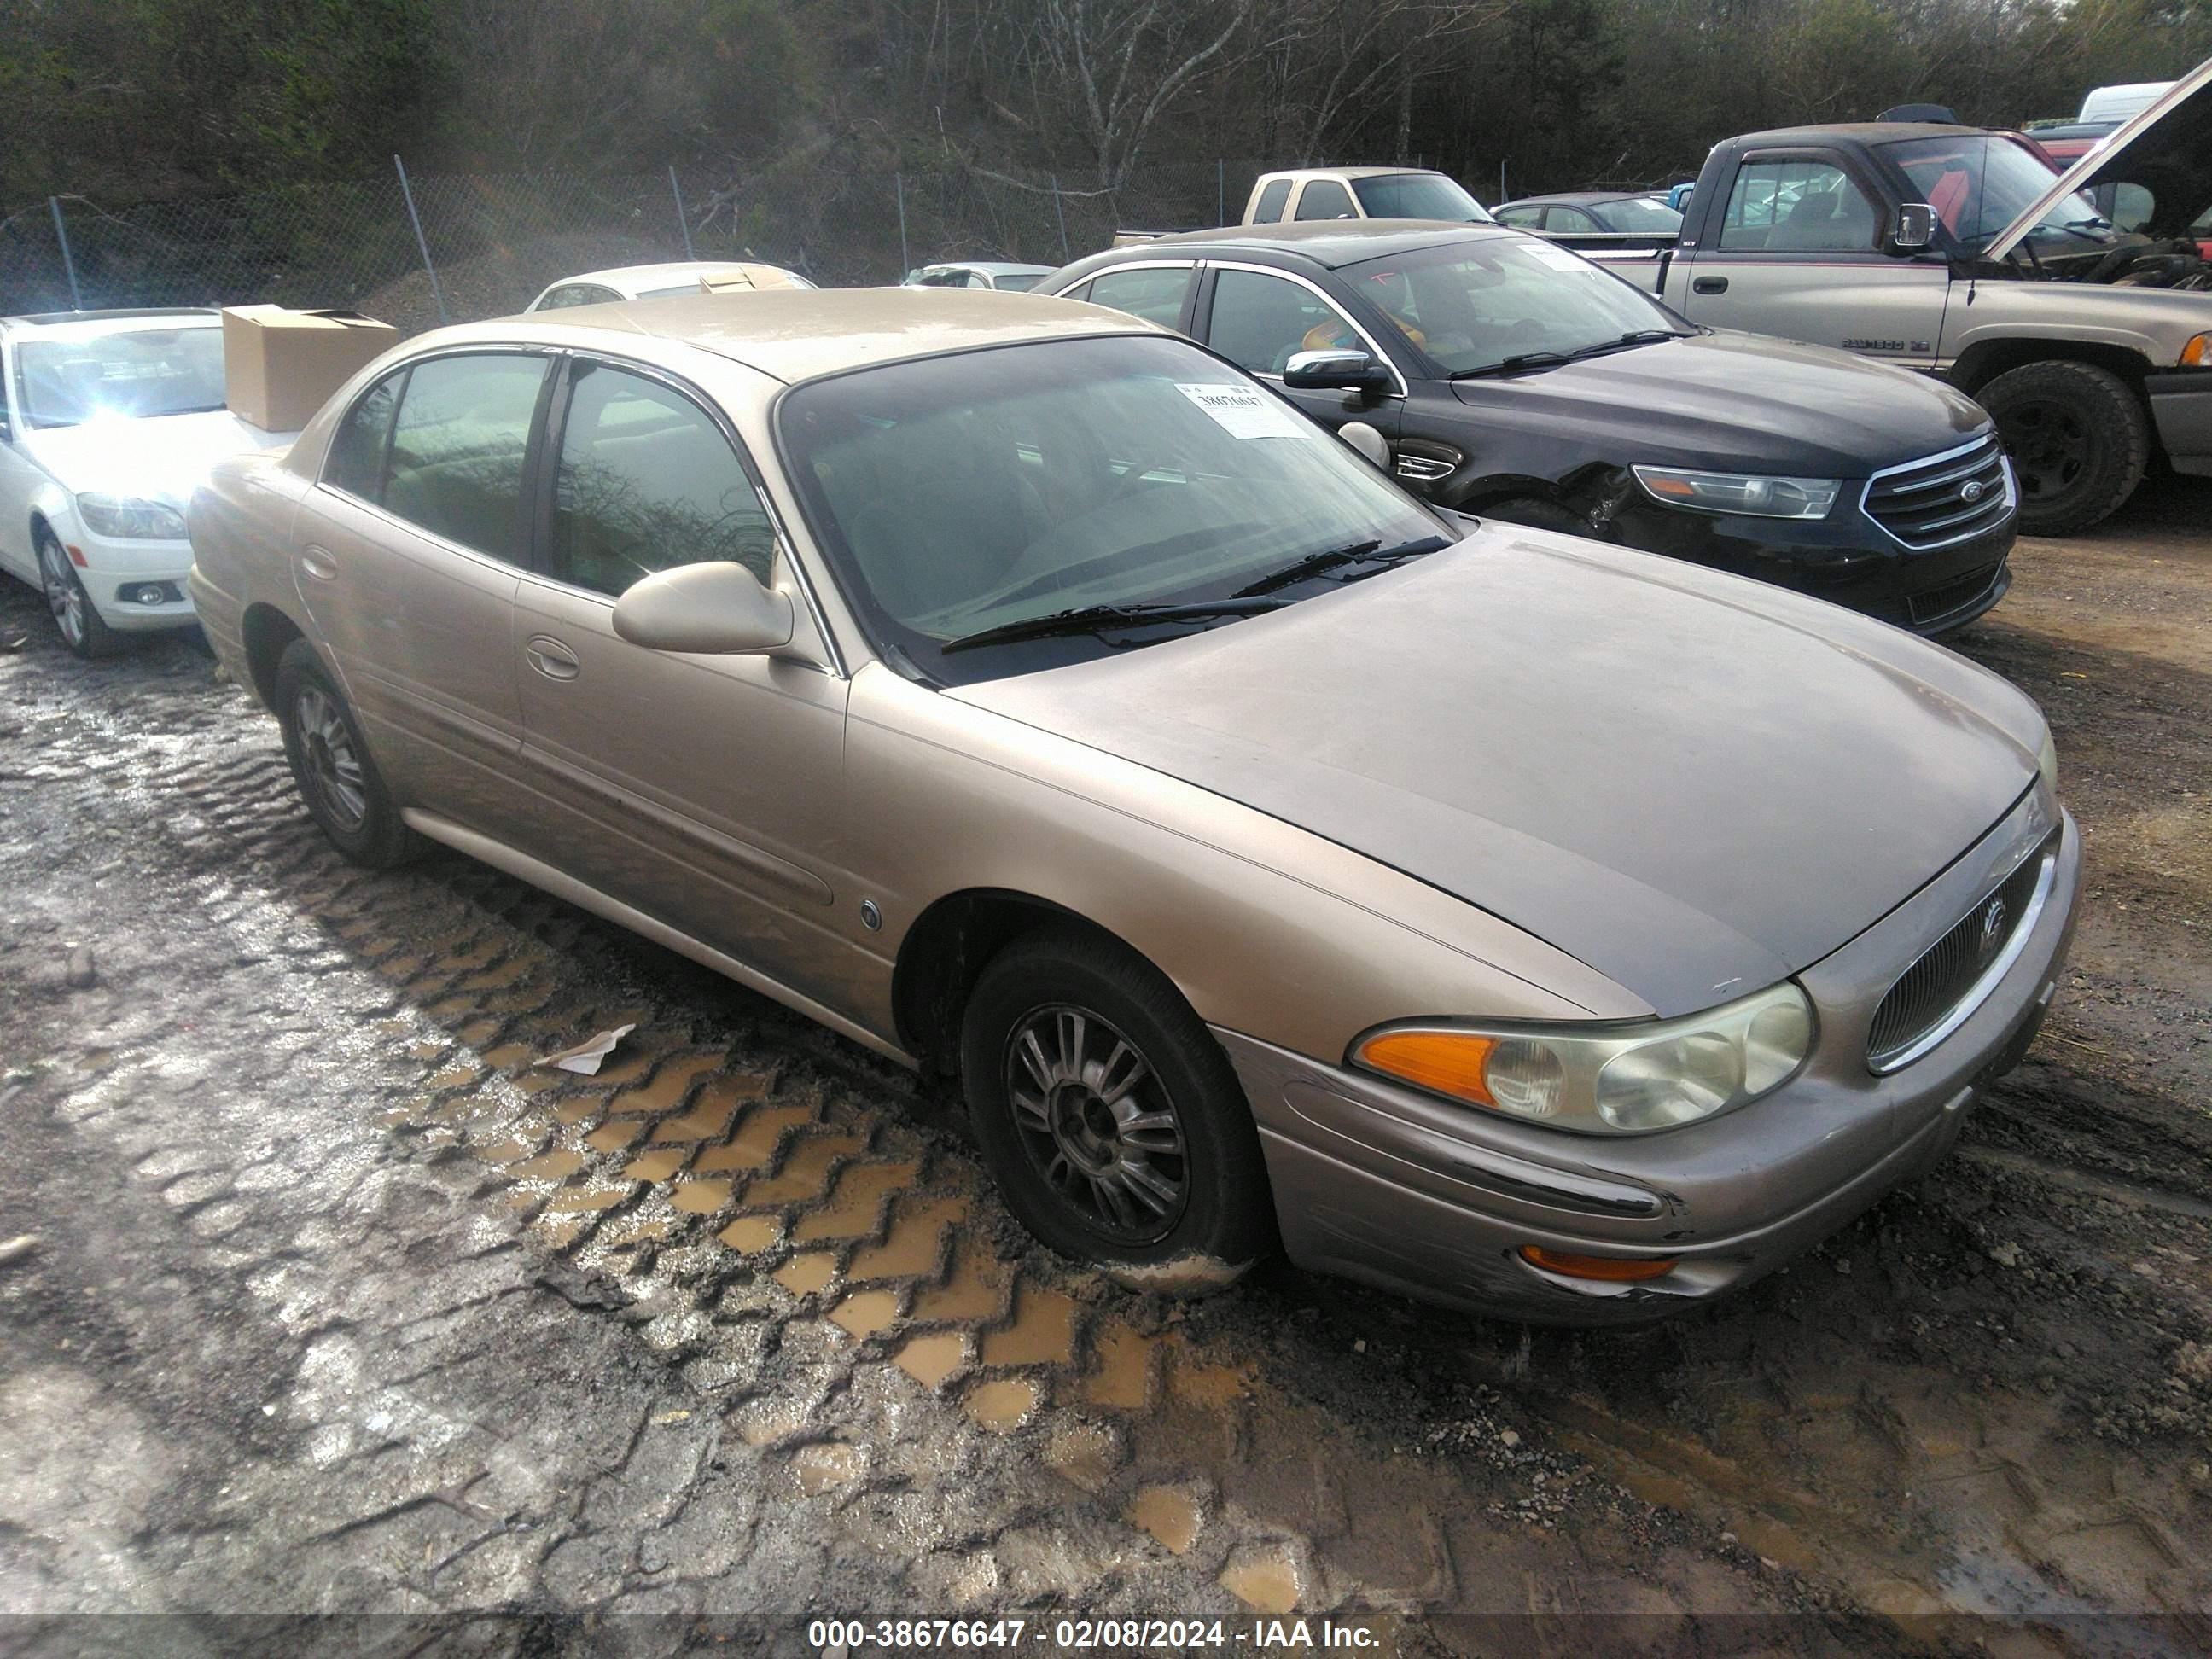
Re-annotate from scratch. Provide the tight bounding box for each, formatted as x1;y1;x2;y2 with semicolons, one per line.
1176;381;1312;439
1517;243;1589;270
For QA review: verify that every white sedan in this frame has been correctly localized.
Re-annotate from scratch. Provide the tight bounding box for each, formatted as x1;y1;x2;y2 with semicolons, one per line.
525;262;815;312
0;308;294;656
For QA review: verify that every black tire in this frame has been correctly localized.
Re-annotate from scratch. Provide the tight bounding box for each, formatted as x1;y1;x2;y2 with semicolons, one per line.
273;637;420;868
1481;497;1592;537
1978;359;2149;536
35;527;122;659
959;931;1274;1272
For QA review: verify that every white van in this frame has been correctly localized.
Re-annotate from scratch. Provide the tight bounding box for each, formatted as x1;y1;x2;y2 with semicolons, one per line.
2077;82;2175;124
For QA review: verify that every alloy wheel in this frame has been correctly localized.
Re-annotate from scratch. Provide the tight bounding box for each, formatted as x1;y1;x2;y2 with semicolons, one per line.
294;684;369;830
1004;1004;1188;1243
38;538;84;648
2004;401;2088;503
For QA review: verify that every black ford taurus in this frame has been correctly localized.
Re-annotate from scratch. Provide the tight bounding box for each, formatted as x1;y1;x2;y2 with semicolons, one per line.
1045;222;2018;637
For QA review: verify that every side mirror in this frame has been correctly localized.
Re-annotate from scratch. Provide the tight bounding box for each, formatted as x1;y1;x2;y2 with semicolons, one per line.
613;560;794;655
1284;348;1392;394
1890;203;1936;253
1336;421;1390;469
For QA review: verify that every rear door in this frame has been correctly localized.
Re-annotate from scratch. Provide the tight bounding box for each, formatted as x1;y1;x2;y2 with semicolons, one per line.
1671;148;1951;369
509;353;850;994
292;349;548;835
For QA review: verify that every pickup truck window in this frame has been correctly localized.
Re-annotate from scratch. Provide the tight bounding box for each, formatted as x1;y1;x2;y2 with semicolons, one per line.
1720;161;1880;252
1252;179;1293;224
1295;179;1357;221
1350;173;1492;223
1885;135;2110;253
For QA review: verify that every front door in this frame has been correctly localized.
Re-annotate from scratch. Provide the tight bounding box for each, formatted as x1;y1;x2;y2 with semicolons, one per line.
1196;265;1406;440
0;345;50;587
509;356;850;997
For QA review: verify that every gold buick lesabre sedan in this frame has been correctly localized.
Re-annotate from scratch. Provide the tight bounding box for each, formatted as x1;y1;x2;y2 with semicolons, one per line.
188;290;2079;1324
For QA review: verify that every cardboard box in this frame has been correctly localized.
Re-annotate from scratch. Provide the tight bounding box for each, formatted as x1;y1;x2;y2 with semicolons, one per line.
221;306;396;433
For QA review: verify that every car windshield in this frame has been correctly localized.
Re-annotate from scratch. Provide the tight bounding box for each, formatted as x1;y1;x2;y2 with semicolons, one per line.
993;273;1043;291
13;324;226;428
1592;197;1682;233
1351;174;1494;223
777;335;1447;685
1343;238;1685;377
1885;134;2115;252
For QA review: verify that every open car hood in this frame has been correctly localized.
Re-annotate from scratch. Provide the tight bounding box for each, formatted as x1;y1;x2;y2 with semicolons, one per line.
1991;55;2212;259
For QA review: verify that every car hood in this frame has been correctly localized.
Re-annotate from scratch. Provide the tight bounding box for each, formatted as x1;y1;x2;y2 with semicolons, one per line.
951;533;2041;1017
1448;332;1988;475
19;410;295;508
1992;55;2212;259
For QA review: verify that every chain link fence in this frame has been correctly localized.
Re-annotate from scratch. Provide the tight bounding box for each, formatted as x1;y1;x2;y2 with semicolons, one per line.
1;159;1292;335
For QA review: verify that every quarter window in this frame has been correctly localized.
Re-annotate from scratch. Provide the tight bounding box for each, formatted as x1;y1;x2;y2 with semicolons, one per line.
380;353;547;563
1295;179;1357;220
1720;160;1880;252
1251;179;1293;224
549;361;774;598
1206;270;1366;377
1081;266;1195;328
323;370;404;499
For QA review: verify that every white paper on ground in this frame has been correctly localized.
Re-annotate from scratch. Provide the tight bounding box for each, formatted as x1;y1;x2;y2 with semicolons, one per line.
534;1022;637;1075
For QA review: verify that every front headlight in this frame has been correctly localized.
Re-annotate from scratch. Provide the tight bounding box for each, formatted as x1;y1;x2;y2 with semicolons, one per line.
1353;981;1816;1135
76;492;187;539
2037;729;2059;795
1633;465;1841;521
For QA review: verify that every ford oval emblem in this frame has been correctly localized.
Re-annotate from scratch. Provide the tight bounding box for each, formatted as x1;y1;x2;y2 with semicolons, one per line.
1960;480;1985;504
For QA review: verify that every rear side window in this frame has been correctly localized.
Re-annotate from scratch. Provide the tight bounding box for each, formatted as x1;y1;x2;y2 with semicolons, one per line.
550;361;773;597
1547;206;1603;233
1494;205;1544;227
536;284;612;311
323;370;403;498
381;353;547;563
1082;266;1195;329
1720;160;1879;252
1295;179;1357;220
1251;179;1293;224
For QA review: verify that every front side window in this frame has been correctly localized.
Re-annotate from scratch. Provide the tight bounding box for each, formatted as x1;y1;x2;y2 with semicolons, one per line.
12;324;224;429
777;334;1445;685
381;353;547;563
1081;266;1194;328
1251;179;1293;223
1206;270;1370;375
1338;238;1685;377
1295;179;1358;220
549;362;773;597
1719;160;1880;252
323;370;404;498
1350;173;1492;223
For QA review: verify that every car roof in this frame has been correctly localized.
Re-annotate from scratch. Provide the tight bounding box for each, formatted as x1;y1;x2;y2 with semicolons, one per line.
1726;121;2000;148
917;261;1054;276
1499;192;1650;207
555;261;802;294
1256;166;1436;182
1;306;220;335
418;288;1161;385
1145;219;1511;267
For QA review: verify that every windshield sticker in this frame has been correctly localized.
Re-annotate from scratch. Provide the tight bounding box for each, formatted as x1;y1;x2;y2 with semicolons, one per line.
1176;381;1313;439
1516;243;1589;270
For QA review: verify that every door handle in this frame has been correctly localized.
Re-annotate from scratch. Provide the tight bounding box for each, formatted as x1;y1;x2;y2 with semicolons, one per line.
1691;276;1729;295
298;545;338;581
525;635;580;680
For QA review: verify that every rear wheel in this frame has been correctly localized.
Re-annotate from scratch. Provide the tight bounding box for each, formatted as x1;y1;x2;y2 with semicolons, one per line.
273;637;420;868
1978;359;2148;536
36;527;120;658
959;932;1273;1275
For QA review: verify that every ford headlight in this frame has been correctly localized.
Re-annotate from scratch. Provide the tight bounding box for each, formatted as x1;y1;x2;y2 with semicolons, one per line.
77;492;187;539
1633;466;1840;521
1353;981;1816;1134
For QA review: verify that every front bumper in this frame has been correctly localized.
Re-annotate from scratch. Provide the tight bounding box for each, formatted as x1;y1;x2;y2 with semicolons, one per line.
66;527;200;632
1609;494;2016;637
1221;789;2079;1325
2147;370;2212;478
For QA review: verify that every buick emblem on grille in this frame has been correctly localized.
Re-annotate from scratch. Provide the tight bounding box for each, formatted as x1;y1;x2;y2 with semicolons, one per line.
1960;480;1986;504
1978;896;2008;953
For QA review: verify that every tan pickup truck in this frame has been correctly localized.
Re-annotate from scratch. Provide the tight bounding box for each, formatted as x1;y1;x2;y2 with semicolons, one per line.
1112;166;1493;247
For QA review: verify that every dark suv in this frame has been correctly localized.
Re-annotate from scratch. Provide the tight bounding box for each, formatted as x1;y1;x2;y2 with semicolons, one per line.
1044;222;2018;637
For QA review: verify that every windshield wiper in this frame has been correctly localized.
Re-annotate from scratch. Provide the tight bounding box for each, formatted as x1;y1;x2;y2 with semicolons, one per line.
938;598;1281;655
1231;533;1451;599
1449;350;1571;381
1569;329;1680;358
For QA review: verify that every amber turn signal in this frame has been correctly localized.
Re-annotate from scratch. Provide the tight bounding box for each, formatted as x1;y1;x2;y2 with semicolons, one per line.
1356;1030;1498;1105
1518;1246;1680;1283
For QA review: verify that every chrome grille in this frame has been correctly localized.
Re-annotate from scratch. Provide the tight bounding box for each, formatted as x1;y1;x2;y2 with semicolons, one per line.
1863;436;2014;550
1867;839;2052;1071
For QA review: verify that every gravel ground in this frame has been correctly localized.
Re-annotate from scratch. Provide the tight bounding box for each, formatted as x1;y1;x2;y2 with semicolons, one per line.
1;478;2207;1656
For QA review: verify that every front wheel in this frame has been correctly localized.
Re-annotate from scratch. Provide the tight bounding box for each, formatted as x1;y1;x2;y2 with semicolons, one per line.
959;932;1274;1274
37;528;121;658
1481;497;1592;538
273;637;420;868
1978;359;2149;536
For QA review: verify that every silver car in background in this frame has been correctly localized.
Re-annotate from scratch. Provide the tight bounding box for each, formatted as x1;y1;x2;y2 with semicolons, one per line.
187;289;2078;1324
